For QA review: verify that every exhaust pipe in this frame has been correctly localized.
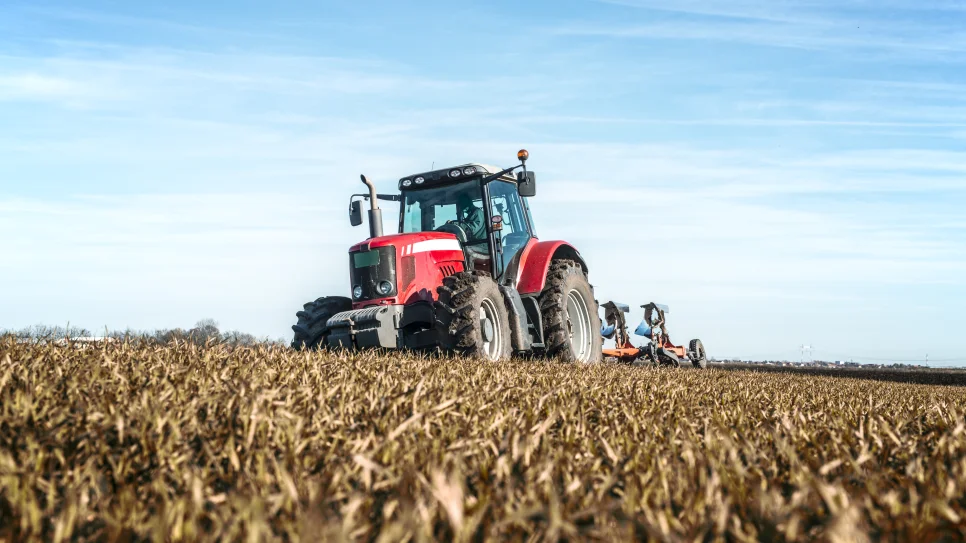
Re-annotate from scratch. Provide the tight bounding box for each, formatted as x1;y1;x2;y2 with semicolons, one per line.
360;174;383;239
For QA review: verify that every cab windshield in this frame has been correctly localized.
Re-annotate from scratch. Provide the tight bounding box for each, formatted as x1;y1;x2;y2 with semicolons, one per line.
400;180;485;243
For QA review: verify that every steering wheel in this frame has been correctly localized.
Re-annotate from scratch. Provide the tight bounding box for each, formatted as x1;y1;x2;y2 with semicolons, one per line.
435;221;468;244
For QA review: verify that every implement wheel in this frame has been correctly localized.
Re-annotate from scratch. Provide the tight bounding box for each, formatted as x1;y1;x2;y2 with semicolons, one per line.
689;339;707;369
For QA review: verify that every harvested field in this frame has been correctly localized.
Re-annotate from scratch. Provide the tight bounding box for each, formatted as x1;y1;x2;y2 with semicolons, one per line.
2;339;966;541
712;362;966;387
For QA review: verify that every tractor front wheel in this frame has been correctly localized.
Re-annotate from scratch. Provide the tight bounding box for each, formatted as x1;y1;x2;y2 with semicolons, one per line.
291;296;352;350
539;260;603;363
435;272;512;361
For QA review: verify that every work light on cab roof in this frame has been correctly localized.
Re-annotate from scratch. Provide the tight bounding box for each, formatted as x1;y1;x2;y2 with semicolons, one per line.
399;162;513;191
290;148;602;364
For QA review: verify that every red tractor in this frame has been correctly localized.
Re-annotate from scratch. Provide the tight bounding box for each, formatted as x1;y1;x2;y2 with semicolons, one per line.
291;150;602;362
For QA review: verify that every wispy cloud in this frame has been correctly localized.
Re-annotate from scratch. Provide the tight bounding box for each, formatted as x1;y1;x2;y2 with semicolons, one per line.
0;73;110;104
559;0;966;61
23;6;305;45
596;0;966;20
0;51;460;110
517;115;966;129
552;21;966;59
593;0;818;23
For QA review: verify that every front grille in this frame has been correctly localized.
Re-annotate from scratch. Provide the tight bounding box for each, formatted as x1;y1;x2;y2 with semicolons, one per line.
349;246;396;300
400;256;416;293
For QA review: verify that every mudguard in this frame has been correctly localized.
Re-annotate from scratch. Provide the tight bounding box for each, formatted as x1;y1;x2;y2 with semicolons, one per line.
515;240;588;295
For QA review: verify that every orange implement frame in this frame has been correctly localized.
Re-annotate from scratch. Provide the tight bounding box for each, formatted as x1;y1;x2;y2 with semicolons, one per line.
601;339;688;363
601;343;645;362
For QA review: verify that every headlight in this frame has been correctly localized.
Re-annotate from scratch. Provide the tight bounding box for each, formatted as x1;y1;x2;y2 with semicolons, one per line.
352;285;363;299
414;176;425;185
401;179;412;187
449;169;461;178
463;166;477;175
377;280;393;295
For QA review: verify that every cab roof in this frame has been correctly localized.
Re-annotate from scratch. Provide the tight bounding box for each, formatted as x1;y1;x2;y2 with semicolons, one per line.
398;163;517;191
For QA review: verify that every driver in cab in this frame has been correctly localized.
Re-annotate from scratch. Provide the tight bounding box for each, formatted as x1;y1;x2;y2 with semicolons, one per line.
454;193;486;244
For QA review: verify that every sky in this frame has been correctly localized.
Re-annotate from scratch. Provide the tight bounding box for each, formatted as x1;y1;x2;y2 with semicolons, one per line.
1;0;965;364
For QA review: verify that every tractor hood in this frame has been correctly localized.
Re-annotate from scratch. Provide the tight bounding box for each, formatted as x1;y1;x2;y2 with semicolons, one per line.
347;230;466;309
349;231;462;254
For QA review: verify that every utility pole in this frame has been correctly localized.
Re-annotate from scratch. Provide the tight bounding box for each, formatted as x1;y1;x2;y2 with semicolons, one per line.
799;344;813;363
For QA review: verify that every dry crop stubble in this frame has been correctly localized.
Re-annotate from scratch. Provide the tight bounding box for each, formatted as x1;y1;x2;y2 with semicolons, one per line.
1;337;966;541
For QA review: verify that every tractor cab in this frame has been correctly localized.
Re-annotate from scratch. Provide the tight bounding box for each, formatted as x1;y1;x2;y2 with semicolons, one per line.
395;161;536;281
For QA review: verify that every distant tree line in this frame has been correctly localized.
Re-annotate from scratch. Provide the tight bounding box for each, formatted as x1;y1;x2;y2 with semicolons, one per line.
2;319;286;347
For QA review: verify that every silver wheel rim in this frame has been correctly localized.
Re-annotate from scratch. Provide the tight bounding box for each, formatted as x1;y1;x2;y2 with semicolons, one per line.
480;298;503;361
566;289;593;363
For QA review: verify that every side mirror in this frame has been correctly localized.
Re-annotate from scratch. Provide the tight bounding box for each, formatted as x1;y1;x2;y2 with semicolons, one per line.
349;200;363;227
517;171;536;197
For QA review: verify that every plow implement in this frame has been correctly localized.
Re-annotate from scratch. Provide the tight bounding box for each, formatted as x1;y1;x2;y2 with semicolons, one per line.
600;301;707;368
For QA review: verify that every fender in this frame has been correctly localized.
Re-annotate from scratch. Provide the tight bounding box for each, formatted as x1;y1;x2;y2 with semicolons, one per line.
515;240;588;296
499;285;532;352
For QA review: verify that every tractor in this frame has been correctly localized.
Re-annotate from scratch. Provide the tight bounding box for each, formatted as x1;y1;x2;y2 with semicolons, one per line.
600;301;707;368
291;150;602;363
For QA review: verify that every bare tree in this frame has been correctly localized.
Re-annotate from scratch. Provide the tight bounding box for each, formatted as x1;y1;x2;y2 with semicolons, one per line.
4;319;278;348
189;319;221;344
221;330;257;347
4;324;92;341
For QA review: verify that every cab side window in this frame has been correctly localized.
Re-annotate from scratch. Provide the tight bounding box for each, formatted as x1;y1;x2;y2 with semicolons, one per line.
488;180;532;275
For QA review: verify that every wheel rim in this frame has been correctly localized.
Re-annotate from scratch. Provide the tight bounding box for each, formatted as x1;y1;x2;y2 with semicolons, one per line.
480;298;503;361
566;289;593;363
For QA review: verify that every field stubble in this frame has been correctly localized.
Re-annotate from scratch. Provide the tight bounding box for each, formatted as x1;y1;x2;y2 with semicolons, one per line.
2;339;966;541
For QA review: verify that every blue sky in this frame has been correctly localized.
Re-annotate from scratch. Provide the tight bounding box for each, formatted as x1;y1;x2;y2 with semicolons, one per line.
2;0;965;363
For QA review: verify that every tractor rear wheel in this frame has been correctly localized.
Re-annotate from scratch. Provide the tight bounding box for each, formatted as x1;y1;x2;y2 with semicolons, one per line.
689;339;707;369
435;272;512;361
539;260;602;363
291;296;352;350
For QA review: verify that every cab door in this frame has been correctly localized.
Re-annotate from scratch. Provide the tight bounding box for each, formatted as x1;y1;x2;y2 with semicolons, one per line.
485;180;533;280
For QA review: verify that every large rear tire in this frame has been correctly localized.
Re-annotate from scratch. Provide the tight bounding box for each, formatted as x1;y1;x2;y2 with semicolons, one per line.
539;260;603;363
689;339;707;369
435;272;512;361
291;296;352;350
